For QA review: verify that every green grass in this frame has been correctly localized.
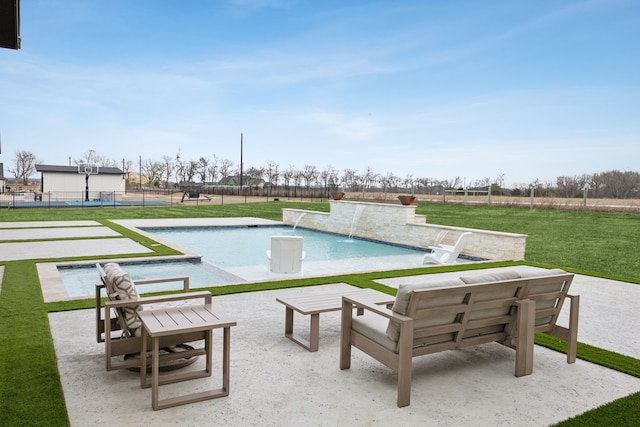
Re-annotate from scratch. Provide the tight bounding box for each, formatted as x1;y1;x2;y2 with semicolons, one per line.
0;201;639;426
0;262;68;426
419;204;640;281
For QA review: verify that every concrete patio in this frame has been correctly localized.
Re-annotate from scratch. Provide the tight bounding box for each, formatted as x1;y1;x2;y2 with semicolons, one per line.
50;272;640;426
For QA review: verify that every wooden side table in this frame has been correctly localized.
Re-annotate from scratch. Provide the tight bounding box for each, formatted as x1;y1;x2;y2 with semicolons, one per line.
276;288;394;351
139;304;237;410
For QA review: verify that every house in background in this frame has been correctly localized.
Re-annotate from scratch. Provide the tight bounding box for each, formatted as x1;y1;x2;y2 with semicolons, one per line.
36;164;125;201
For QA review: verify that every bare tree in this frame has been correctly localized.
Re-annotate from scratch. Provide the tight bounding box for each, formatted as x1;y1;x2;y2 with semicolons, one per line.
245;166;265;192
160;155;175;188
293;168;303;196
264;160;280;197
75;150;118;168
218;158;234;183
556;175;585;198
440;176;463;191
174;151;184;184
361;166;378;197
301;164;319;193
402;173;414;194
140;159;163;187
380;172;398;199
197;157;210;183
121;159;134;176
414;177;432;195
600;170;640;199
208;156;220;186
590;172;606;198
319;165;338;196
283;165;296;196
183;160;199;183
341;168;357;191
9;150;40;185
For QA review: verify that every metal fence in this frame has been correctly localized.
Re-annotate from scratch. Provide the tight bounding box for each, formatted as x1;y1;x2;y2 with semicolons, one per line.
1;191;158;209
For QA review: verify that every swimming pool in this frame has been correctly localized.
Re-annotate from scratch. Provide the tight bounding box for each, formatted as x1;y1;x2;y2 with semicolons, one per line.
144;225;426;267
58;225;428;298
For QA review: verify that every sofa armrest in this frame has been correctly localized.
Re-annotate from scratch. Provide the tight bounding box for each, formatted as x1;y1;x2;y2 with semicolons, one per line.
135;276;190;292
105;290;212;309
342;295;412;322
340;294;413;373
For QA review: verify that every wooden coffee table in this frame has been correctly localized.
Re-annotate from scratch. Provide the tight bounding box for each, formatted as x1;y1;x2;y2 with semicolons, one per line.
139;304;236;410
276;288;394;352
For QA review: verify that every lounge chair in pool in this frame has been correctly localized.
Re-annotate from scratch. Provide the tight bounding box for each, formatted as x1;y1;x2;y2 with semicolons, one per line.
267;236;305;276
432;229;448;246
422;231;472;265
95;262;212;371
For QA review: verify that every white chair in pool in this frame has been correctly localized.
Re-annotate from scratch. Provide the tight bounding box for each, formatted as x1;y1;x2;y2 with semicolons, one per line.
267;236;305;276
422;231;472;265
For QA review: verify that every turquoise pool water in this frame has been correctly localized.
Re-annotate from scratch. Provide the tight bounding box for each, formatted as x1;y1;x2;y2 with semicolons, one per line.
144;225;425;267
58;259;237;298
59;225;427;298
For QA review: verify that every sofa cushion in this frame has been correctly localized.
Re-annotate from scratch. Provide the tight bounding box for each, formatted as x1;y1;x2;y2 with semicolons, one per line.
103;263;142;336
459;269;521;284
517;268;566;278
385;278;465;342
353;313;398;352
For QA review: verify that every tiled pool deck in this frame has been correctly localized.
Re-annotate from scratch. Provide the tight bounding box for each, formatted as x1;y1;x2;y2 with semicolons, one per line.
1;219;639;426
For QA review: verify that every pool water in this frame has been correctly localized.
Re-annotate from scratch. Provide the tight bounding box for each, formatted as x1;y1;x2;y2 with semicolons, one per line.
58;259;238;298
59;225;428;298
144;226;426;267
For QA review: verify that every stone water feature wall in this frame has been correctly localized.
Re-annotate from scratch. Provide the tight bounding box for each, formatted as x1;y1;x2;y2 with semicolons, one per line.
282;200;526;261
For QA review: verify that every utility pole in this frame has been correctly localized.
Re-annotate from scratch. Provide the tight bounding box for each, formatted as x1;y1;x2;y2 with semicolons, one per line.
240;133;243;188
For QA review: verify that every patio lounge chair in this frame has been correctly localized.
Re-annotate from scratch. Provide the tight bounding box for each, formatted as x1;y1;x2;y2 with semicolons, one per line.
267;236;305;275
422;231;472;264
95;262;212;371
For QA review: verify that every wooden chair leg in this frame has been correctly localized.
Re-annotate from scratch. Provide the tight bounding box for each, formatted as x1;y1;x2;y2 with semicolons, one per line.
514;299;535;377
396;320;413;407
340;299;353;370
566;295;580;364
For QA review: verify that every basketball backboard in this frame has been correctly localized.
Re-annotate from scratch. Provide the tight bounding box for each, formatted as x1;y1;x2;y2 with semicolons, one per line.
78;163;99;175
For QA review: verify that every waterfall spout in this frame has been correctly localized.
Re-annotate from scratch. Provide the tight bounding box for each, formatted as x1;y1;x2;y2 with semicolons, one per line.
292;212;307;232
348;205;366;239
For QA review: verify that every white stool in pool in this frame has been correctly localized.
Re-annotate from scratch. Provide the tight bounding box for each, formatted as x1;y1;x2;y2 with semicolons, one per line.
267;236;305;276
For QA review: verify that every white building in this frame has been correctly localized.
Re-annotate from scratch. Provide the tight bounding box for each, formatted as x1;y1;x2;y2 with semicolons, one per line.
36;164;125;201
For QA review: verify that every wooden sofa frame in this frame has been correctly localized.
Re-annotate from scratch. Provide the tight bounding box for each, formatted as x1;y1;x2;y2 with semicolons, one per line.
95;263;212;371
340;272;578;407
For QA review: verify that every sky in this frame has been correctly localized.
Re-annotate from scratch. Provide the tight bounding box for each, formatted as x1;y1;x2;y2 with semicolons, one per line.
1;0;639;187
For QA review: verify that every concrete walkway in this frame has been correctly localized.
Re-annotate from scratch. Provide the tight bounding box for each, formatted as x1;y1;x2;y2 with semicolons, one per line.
0;221;152;262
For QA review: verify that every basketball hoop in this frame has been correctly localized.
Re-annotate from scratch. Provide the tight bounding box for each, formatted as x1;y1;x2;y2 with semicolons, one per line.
78;163;99;175
78;163;98;201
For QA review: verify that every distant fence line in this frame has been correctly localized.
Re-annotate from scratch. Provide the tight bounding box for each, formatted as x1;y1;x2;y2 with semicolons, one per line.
1;188;638;213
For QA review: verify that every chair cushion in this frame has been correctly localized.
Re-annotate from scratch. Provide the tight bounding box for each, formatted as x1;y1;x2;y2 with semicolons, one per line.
385;278;465;342
103;263;142;335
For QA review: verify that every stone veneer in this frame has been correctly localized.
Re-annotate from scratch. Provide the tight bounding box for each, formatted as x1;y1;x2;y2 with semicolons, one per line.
282;200;526;261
